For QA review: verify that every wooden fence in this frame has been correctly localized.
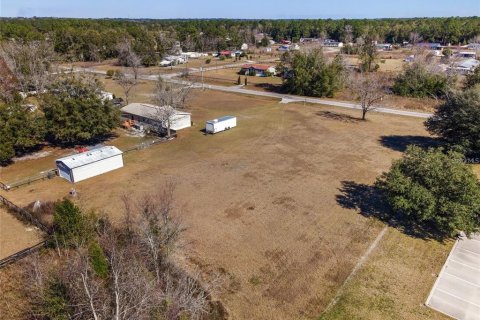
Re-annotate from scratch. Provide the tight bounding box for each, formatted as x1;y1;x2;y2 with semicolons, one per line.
0;169;57;191
0;195;50;233
0;241;46;269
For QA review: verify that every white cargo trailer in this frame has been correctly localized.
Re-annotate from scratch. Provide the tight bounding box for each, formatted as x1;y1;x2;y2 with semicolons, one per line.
205;116;237;134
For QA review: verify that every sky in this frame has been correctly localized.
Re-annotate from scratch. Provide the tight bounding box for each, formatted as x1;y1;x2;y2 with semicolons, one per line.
1;0;479;19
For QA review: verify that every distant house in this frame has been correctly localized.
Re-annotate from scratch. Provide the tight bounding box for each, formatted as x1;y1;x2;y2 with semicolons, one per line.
467;43;480;50
376;43;393;51
457;51;477;59
417;43;442;50
121;103;192;134
300;38;320;43
448;59;480;74
240;64;276;77
219;50;235;58
241;43;249;50
322;39;344;48
164;55;187;65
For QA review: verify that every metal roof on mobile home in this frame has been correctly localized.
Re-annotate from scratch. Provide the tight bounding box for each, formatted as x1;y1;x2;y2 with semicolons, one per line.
121;103;191;120
56;146;123;169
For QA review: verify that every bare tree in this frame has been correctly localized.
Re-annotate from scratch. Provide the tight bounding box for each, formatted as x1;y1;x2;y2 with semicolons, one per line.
349;72;387;120
344;25;354;44
152;77;191;137
117;40;142;80
409;32;423;46
0;40;55;94
116;72;137;105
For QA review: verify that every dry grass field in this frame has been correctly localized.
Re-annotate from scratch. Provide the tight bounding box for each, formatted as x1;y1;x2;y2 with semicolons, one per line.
0;88;451;319
320;228;452;320
0;207;42;259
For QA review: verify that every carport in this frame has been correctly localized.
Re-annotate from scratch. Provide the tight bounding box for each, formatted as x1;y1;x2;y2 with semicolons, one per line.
426;233;480;320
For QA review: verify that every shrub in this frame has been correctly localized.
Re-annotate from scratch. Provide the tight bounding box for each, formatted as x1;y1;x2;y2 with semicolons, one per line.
50;199;96;248
88;241;109;278
392;62;449;98
41;280;71;320
205;58;211;64
376;146;480;237
465;66;480;89
106;69;115;78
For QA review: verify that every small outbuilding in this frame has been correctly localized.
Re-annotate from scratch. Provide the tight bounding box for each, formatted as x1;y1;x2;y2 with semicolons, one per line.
56;146;124;183
240;64;276;77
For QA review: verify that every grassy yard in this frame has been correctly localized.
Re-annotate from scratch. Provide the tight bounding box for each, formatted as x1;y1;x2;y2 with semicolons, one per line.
0;88;450;319
320;228;452;320
0;207;43;259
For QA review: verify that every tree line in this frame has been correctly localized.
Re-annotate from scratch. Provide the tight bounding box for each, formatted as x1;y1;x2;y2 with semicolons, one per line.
0;17;478;62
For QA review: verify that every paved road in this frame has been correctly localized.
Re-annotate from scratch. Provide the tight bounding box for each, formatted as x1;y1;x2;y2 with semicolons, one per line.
68;66;433;119
426;233;480;320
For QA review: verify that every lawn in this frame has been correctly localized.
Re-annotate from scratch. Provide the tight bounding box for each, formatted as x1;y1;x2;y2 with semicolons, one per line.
320;227;452;320
0;89;450;319
0;206;43;259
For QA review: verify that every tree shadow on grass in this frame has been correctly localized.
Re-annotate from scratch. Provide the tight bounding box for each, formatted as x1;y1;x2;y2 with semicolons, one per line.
336;180;447;242
253;83;283;93
316;111;361;123
379;135;440;152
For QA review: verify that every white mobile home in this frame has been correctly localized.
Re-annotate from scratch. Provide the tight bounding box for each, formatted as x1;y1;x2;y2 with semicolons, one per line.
121;103;192;133
205;116;237;134
56;146;124;183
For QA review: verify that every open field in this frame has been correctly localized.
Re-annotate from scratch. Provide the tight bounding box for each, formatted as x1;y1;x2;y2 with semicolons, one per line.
0;88;452;319
0;207;42;259
320;227;452;320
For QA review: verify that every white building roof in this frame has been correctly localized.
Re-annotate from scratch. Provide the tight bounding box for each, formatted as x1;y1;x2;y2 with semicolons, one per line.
56;146;123;169
206;116;235;124
121;103;191;120
457;59;479;70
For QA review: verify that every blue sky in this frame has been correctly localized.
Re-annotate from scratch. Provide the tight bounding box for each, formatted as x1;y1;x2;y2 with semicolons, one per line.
1;0;479;19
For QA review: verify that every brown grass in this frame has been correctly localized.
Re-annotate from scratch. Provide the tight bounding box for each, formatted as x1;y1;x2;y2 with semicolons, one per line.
0;207;43;259
320;228;452;320
0;89;449;319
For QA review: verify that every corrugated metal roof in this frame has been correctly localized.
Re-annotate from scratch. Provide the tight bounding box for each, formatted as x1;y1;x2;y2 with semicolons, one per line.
121;103;191;120
56;146;123;169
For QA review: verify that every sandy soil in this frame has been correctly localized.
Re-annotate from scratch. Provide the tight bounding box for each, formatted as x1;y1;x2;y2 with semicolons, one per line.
0;207;42;259
0;88;446;319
